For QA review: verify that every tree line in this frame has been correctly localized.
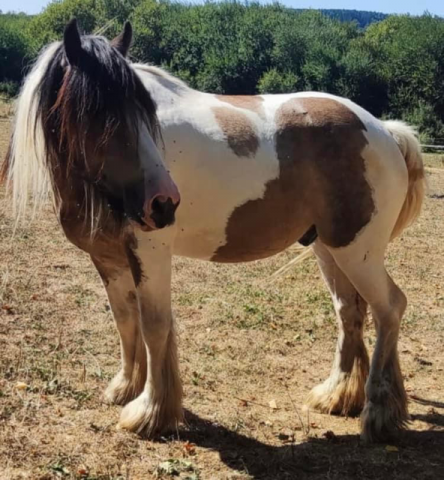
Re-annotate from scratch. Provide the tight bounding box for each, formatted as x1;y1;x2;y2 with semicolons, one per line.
1;1;444;141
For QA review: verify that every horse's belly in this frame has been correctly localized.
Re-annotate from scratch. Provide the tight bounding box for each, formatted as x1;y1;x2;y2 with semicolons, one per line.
172;201;312;262
209;203;311;263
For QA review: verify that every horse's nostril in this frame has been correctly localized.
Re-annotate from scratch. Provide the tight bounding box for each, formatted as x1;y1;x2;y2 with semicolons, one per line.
149;196;179;228
152;195;168;211
151;197;164;215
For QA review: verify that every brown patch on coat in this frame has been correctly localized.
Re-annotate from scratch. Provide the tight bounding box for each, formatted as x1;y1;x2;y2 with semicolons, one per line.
212;97;375;262
213;106;259;158
216;95;265;118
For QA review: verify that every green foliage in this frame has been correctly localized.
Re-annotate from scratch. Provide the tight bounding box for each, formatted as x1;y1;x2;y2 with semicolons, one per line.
1;2;444;139
360;14;444;136
404;102;444;143
258;69;300;94
0;80;20;97
0;14;33;86
28;0;101;49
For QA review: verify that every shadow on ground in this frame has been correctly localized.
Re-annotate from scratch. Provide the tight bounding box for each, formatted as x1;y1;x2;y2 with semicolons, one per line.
172;408;444;480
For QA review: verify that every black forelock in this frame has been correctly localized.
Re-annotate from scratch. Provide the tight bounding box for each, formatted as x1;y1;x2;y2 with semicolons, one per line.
36;34;160;175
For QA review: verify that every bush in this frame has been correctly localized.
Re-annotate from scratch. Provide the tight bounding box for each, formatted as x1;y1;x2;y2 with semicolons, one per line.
0;14;33;86
403;102;444;144
0;80;20;98
258;69;300;94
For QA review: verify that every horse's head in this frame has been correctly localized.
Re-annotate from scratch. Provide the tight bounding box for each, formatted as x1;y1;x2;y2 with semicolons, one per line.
39;19;180;232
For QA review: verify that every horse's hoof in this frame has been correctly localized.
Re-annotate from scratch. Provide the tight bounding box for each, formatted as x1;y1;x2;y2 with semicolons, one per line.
306;374;366;417
118;391;183;438
360;400;409;443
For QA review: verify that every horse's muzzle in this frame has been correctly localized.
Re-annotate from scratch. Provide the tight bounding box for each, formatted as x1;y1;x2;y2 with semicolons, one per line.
140;172;180;230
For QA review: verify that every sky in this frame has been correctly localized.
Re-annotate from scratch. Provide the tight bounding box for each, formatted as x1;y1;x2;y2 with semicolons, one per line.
1;0;444;16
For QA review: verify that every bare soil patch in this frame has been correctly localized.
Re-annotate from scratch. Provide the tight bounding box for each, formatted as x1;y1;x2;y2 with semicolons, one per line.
1;115;443;479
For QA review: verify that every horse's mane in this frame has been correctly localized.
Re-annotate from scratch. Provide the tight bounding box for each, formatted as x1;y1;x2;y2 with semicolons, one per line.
3;36;160;231
133;64;190;90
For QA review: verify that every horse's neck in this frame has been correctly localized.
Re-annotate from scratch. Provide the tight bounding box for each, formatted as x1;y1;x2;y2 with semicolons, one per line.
134;65;196;111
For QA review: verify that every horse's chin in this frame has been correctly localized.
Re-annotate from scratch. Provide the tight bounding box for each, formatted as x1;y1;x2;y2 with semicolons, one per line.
128;220;148;232
128;218;156;232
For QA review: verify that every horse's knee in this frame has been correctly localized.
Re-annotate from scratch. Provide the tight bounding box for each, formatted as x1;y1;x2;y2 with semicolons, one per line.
373;281;407;330
336;296;367;335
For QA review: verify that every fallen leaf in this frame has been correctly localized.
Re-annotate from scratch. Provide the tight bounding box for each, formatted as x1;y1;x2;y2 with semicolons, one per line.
269;399;278;410
183;441;196;456
16;382;28;390
1;304;14;314
385;445;399;452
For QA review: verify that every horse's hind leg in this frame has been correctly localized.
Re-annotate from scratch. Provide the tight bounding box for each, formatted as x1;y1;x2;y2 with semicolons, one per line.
92;257;147;405
306;241;369;416
326;241;408;442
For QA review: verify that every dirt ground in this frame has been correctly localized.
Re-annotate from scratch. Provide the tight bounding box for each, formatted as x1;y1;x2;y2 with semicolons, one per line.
1;107;444;480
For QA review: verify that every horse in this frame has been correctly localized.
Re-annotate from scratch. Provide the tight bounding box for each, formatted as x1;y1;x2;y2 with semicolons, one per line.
2;20;426;443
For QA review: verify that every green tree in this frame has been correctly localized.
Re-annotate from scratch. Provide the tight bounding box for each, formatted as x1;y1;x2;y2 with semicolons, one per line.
0;14;33;94
1;1;444;139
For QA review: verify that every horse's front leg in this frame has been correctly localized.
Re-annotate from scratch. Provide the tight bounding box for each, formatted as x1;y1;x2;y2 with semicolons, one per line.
91;256;147;405
118;232;183;437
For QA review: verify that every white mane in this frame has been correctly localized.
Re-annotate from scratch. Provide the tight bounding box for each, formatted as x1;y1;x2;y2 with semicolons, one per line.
132;64;190;90
7;42;61;223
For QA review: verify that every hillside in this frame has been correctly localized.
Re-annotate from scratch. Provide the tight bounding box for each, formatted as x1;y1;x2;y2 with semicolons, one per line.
317;9;388;27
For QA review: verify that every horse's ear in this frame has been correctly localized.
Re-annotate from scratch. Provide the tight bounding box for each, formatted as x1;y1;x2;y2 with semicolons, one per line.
111;22;132;57
64;18;82;66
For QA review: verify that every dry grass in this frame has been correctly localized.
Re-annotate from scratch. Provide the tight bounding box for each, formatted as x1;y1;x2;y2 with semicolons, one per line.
1;113;444;480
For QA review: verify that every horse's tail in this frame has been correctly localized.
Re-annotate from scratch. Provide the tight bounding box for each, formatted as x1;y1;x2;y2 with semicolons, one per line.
383;120;426;241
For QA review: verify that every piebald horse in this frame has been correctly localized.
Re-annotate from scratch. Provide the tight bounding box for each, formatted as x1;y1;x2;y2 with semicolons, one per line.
2;21;425;442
